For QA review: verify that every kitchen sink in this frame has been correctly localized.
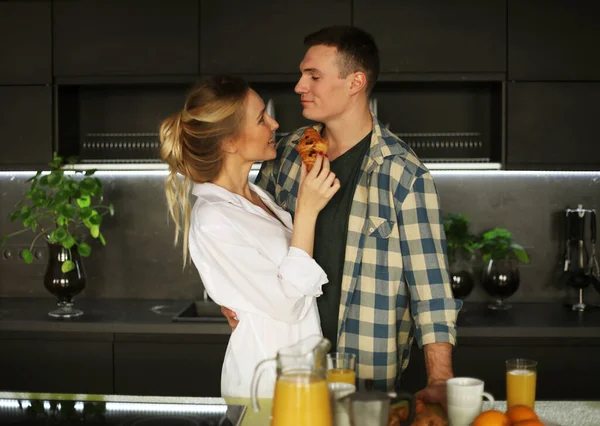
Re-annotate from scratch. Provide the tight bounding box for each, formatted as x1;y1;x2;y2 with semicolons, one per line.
172;300;228;323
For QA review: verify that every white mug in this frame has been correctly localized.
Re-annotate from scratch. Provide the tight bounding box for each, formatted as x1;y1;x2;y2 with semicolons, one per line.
446;377;495;426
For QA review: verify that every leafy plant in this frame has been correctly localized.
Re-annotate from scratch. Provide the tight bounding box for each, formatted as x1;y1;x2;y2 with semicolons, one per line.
473;228;530;264
443;213;476;263
1;153;114;273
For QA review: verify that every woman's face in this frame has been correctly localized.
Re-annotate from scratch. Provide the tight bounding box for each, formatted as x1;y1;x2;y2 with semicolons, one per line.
232;89;279;163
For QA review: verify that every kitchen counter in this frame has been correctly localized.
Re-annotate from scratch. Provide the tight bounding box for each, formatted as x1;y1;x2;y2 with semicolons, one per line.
2;297;600;339
0;392;598;426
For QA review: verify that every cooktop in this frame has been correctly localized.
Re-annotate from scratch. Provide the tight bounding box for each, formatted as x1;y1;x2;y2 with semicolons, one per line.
0;397;246;426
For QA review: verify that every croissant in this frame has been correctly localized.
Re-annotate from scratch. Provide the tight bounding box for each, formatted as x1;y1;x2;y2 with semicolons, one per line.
296;128;328;172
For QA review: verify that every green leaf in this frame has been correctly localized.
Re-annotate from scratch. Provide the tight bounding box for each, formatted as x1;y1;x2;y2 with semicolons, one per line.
78;242;91;257
63;235;76;249
8;211;19;222
1;235;7;246
56;215;69;226
51;228;68;242
54;190;69;204
89;213;102;226
99;233;106;246
61;260;75;273
109;204;115;216
80;177;97;195
78;207;93;220
511;243;530;264
19;206;31;221
77;195;91;208
59;203;76;219
25;171;42;182
39;175;49;186
47;172;63;188
90;225;100;238
85;169;98;176
21;249;33;264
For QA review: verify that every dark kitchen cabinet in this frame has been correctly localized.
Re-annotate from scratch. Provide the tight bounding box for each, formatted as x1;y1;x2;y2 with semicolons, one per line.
506;82;600;170
354;0;506;78
200;0;351;76
401;337;600;400
508;1;600;81
0;86;52;168
114;333;229;397
53;0;198;79
0;1;51;84
0;332;113;394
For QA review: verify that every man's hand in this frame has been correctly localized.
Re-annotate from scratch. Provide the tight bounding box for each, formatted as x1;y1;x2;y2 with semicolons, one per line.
416;342;454;412
415;380;448;412
220;306;239;331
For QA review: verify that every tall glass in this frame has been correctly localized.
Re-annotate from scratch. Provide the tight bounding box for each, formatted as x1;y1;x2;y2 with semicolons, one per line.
506;358;537;409
326;353;356;386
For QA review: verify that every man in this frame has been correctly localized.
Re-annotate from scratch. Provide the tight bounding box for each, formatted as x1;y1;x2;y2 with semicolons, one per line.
223;25;461;408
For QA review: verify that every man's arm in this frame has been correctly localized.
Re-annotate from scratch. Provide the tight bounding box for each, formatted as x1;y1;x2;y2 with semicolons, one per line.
394;167;462;409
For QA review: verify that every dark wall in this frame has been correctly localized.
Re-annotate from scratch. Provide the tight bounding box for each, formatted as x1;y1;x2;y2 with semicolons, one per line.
1;170;599;306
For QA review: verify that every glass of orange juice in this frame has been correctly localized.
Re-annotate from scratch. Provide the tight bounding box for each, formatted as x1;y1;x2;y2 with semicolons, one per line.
506;358;537;409
327;352;356;386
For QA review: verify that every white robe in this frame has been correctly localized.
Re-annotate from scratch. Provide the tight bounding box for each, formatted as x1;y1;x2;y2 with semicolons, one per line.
188;182;326;398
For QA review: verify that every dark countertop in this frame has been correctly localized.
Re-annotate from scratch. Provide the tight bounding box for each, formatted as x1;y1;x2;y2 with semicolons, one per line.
1;298;600;339
0;298;231;335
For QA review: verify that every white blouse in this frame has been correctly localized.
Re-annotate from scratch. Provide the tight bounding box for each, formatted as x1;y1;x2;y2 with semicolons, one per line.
188;182;327;397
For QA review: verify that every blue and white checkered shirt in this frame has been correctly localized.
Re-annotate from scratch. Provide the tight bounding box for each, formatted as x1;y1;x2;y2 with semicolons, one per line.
255;115;462;391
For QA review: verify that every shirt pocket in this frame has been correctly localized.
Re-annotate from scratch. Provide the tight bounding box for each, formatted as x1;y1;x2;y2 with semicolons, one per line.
368;216;396;239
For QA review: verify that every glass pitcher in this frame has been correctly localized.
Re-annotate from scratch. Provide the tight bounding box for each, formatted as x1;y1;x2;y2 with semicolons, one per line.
251;335;332;426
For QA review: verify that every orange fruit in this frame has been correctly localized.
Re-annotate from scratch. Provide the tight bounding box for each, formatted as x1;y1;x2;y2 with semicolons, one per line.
506;405;539;423
514;420;545;426
472;410;511;426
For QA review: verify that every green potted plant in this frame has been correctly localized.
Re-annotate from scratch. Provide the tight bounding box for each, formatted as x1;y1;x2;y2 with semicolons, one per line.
443;213;477;301
1;153;114;318
473;228;530;310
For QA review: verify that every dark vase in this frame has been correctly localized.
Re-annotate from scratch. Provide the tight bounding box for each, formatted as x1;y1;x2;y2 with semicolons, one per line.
449;257;475;300
481;258;520;310
44;243;86;318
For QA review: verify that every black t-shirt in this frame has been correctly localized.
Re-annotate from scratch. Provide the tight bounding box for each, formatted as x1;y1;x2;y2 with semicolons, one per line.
315;131;372;351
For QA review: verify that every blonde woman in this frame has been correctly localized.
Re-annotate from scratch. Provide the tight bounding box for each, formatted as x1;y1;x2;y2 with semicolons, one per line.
159;75;340;397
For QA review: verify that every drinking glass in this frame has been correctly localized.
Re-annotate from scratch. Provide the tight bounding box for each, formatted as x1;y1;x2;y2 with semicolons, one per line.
327;353;356;386
506;358;537;409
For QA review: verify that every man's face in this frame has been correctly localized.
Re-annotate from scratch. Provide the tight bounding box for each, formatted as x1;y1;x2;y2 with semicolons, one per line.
295;45;353;123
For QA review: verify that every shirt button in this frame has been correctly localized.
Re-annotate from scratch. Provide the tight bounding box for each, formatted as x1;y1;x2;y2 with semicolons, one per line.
369;227;375;233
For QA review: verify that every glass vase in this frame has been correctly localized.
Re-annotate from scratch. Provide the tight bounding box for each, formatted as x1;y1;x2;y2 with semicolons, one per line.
44;243;86;318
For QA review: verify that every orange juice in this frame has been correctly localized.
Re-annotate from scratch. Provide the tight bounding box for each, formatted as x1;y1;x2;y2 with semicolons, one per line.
271;373;332;426
507;369;536;409
327;368;356;385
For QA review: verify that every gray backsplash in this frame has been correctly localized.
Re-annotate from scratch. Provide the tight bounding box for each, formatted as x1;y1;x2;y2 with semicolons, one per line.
1;169;599;307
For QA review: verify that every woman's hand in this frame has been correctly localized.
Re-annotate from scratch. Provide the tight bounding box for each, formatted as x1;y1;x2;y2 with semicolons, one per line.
296;154;340;217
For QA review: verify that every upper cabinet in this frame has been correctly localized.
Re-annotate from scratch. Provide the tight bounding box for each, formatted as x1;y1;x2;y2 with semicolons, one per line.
200;0;351;76
0;1;51;84
53;0;198;79
0;86;53;168
506;82;600;170
354;0;506;77
508;1;600;81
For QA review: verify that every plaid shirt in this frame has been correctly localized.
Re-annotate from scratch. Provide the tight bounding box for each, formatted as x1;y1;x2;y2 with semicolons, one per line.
255;116;462;391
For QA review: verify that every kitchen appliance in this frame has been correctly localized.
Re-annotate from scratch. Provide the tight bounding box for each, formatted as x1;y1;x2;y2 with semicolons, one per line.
563;204;598;311
0;396;246;425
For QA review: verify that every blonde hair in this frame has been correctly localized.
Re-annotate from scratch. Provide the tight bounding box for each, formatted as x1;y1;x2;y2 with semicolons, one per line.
159;75;249;265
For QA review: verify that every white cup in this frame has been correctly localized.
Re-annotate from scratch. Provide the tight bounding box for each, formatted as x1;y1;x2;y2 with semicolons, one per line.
446;377;495;426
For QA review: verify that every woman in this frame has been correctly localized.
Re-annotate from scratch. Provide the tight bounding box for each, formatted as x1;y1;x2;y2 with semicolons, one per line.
159;75;340;397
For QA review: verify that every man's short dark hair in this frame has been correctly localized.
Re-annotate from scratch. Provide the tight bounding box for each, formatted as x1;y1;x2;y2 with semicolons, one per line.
304;25;380;95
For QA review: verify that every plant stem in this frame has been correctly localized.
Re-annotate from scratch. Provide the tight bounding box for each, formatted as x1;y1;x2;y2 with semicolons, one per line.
28;229;48;251
3;228;32;238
